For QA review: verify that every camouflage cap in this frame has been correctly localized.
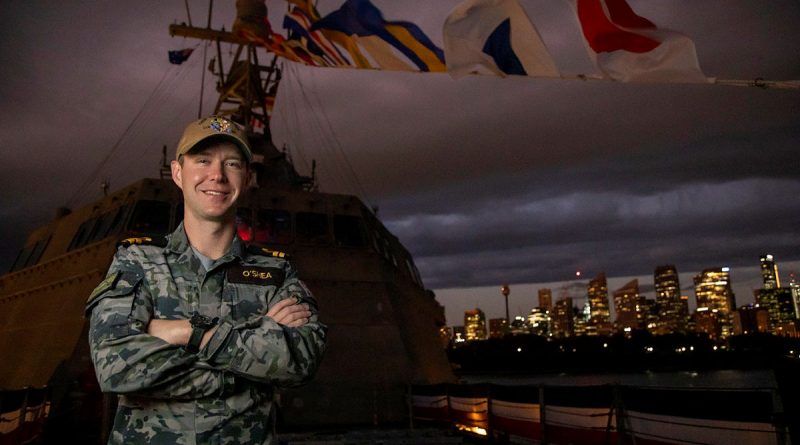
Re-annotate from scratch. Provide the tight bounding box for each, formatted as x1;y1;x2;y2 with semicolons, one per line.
176;116;252;162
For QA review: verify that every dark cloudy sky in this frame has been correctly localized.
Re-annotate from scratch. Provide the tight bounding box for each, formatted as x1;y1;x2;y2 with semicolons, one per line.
2;1;799;322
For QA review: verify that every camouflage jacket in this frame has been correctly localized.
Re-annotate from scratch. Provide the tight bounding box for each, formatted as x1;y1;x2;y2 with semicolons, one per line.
86;223;327;445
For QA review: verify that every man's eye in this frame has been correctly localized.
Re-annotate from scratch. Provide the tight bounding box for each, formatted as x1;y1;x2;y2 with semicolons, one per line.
226;161;243;168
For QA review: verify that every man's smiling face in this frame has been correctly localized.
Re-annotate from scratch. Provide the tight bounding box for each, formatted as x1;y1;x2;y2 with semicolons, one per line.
171;141;250;224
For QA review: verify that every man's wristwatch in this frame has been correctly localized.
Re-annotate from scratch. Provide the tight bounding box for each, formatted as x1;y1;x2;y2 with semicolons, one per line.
186;313;218;353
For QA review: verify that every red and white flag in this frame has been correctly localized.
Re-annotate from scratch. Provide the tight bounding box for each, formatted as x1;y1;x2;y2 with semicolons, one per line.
570;0;710;83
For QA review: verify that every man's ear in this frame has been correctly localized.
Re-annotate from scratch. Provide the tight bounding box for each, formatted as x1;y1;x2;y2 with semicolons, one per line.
171;159;183;190
245;166;255;189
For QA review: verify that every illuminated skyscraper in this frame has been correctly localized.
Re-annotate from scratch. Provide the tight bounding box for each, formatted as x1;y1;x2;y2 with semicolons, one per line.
756;288;796;336
527;307;550;336
488;318;509;339
639;298;659;332
574;302;591;336
464;308;487;341
756;256;796;336
587;272;614;335
538;288;553;312
733;305;769;335
790;273;800;318
587;273;610;320
551;297;574;338
760;254;781;289
614;279;642;332
693;268;736;339
694;268;736;312
509;316;529;336
654;265;688;334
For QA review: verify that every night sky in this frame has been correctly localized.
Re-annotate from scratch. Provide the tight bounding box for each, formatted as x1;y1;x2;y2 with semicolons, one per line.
1;1;799;324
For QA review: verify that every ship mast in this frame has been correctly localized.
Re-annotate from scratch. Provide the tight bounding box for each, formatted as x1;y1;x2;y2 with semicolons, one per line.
169;4;314;191
168;23;277;136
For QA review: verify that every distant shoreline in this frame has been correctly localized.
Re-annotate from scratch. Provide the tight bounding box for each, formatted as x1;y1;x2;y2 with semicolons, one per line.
447;332;800;377
456;368;778;390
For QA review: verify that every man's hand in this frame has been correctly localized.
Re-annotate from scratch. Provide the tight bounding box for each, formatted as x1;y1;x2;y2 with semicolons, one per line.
266;296;312;327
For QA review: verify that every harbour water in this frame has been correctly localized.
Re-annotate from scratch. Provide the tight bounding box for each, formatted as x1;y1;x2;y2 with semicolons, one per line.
458;368;778;390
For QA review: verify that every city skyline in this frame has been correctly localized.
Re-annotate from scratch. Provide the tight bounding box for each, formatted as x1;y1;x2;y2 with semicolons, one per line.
435;256;800;326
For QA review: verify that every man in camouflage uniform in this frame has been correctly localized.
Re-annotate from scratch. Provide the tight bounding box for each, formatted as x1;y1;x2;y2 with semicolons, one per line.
86;116;327;444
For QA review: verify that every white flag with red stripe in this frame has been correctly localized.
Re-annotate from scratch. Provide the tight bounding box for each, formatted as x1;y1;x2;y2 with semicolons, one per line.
570;0;710;83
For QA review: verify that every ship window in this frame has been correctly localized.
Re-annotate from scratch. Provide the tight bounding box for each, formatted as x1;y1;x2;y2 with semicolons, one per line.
371;233;381;254
86;215;106;243
333;215;367;248
372;231;385;256
25;236;51;267
405;259;418;285
127;200;171;235
406;258;423;287
374;232;392;261
106;204;133;237
382;237;397;266
236;208;253;242
89;205;131;244
255;209;292;244
9;245;34;272
68;218;98;251
296;212;329;245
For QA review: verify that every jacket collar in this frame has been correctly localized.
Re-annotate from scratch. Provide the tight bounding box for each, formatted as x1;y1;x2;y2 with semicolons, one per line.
164;222;246;265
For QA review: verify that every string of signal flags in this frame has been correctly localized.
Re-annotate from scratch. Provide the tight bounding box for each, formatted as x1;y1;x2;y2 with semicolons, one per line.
168;0;799;90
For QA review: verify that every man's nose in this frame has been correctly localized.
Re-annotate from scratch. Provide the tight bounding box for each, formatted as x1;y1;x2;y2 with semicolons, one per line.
209;160;228;182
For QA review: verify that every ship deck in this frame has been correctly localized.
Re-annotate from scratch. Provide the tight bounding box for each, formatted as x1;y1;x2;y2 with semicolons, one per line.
275;427;467;444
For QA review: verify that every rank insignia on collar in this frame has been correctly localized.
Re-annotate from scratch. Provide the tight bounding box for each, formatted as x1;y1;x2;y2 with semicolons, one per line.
227;264;285;286
118;236;168;248
247;245;289;259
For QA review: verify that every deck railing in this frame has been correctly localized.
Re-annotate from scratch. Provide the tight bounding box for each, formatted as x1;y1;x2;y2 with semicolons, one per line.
0;386;51;445
409;383;788;445
1;382;788;444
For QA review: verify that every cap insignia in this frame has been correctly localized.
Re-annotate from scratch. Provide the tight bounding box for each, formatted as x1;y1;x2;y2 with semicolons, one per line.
209;117;232;134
